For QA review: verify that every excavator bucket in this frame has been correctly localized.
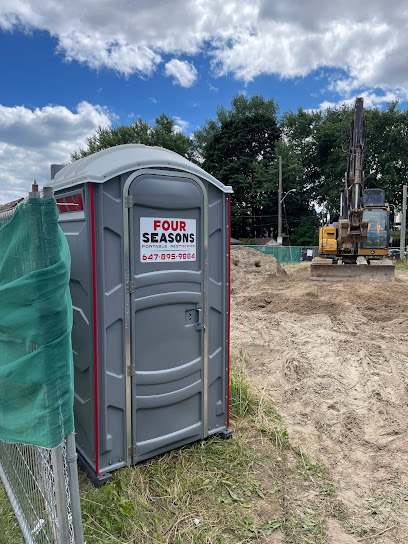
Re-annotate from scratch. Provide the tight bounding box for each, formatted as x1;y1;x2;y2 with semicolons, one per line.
310;257;395;282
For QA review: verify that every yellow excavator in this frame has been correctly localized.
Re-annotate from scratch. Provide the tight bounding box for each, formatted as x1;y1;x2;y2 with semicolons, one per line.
310;97;395;282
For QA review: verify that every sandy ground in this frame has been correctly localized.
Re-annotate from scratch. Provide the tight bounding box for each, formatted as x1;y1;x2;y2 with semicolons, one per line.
230;247;408;543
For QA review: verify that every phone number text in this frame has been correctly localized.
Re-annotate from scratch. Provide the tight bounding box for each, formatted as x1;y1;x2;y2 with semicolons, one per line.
141;253;196;261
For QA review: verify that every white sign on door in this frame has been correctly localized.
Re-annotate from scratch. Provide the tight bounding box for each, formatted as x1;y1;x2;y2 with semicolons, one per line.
140;217;196;262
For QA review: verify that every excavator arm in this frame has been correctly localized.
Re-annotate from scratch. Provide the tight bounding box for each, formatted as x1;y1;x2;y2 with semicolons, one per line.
338;97;369;242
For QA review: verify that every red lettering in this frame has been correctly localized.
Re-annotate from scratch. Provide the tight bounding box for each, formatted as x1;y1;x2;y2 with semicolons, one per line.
153;219;187;231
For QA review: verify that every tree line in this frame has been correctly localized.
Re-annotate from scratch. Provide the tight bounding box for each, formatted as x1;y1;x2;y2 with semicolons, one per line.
72;96;408;245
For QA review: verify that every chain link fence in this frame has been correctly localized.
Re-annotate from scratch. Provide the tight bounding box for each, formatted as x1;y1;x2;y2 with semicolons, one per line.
0;437;80;544
0;189;84;544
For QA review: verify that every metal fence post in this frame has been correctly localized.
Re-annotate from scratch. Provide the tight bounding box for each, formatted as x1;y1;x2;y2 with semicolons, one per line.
66;434;84;544
51;446;70;544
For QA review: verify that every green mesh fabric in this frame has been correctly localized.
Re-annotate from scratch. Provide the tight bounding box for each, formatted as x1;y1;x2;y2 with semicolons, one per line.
0;198;74;448
246;245;302;263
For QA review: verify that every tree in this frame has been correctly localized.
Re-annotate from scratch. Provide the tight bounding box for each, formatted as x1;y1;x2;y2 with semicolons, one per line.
194;94;280;238
71;113;194;161
281;105;353;218
364;104;408;208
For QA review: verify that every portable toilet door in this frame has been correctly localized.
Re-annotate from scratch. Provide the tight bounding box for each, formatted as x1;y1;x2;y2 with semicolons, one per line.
125;169;209;464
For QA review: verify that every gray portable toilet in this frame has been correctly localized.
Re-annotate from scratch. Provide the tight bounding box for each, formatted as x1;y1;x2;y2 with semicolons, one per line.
51;144;233;484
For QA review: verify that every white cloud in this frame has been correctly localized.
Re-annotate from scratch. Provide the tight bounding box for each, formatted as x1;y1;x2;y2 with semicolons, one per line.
172;116;190;133
315;89;408;111
0;1;408;99
164;59;198;87
327;77;362;96
0;102;112;204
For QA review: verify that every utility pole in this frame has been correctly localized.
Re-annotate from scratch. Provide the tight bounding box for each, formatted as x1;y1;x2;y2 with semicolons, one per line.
400;184;407;260
278;155;282;243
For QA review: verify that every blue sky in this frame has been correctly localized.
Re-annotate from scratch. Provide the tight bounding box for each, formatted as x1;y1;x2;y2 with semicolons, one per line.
0;0;407;204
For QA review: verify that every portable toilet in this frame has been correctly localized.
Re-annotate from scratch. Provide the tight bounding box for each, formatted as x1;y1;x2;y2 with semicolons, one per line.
51;144;233;484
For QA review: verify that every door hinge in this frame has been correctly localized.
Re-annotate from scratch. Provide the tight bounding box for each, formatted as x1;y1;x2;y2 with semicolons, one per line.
124;195;133;208
126;281;135;294
127;445;136;458
127;364;135;377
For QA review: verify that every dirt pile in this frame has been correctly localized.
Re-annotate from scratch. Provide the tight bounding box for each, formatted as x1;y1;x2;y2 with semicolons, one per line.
230;246;287;292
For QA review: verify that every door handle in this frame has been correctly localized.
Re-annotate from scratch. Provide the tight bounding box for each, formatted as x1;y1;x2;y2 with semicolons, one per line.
195;308;203;330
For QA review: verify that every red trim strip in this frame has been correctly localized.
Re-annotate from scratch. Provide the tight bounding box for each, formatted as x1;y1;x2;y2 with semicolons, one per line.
89;183;99;475
227;195;231;428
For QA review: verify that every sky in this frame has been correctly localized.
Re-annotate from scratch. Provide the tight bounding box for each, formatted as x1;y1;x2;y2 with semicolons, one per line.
1;0;408;204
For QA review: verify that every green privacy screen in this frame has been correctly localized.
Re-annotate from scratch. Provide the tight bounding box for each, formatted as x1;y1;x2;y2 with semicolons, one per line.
0;198;74;448
246;245;302;263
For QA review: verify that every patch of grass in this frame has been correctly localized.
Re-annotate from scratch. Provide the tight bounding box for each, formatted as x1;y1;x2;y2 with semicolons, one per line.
0;482;24;544
395;260;408;269
80;434;267;543
230;351;289;448
229;351;257;418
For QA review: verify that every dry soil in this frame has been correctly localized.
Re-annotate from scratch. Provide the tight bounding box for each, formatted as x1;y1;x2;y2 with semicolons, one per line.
231;246;408;543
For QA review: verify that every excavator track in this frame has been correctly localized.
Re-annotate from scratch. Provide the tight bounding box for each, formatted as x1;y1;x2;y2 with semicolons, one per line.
310;257;395;282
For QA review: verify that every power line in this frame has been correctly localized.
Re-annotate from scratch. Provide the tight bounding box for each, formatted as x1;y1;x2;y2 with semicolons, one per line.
233;214;279;218
231;215;303;223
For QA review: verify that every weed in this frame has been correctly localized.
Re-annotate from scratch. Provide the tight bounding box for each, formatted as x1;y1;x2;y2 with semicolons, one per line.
234;514;259;540
229;351;256;418
260;519;282;534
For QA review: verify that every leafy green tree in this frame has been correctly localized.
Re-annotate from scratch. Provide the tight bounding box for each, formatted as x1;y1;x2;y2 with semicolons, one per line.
365;104;408;207
281;105;353;217
71;113;193;161
289;216;320;245
194;94;280;238
282;102;408;219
